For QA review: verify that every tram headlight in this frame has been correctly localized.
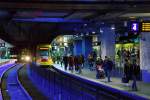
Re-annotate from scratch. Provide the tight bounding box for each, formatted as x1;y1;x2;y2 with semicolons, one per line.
25;56;31;62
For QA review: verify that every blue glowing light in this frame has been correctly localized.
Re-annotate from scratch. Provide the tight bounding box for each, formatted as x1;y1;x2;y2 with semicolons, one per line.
132;23;137;31
13;18;87;23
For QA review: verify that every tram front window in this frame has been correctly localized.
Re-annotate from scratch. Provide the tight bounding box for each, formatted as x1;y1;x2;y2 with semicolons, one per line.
39;50;49;56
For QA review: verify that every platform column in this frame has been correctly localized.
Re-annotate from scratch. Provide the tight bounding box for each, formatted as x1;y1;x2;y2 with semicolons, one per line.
82;36;92;59
73;40;82;56
100;27;115;60
140;32;150;83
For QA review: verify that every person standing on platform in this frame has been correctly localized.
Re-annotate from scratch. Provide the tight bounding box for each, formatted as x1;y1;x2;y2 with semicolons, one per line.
103;56;113;82
131;60;140;91
93;51;97;62
68;55;74;72
96;58;103;79
74;55;78;72
81;54;85;69
88;53;93;71
63;55;68;70
77;55;82;74
93;51;97;67
122;59;131;83
60;56;63;67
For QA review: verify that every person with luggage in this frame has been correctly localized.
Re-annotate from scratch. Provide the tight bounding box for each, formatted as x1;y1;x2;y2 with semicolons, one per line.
96;58;104;79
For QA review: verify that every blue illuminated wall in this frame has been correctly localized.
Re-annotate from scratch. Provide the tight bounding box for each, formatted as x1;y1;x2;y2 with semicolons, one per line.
142;70;150;83
82;37;92;59
73;40;82;56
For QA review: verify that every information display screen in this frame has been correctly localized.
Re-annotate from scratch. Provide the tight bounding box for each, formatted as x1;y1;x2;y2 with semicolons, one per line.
130;22;139;32
141;22;150;32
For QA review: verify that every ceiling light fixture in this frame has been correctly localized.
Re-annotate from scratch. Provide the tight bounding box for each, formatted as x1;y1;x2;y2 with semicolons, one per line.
100;29;103;33
84;24;87;26
92;31;96;34
111;25;115;30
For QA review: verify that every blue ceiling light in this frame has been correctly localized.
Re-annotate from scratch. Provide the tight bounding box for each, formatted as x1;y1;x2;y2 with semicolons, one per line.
13;18;88;23
100;29;103;33
111;25;115;30
92;31;96;34
84;23;87;27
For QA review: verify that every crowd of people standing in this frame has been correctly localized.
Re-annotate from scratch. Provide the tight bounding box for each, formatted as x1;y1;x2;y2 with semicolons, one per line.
95;55;140;91
117;47;140;67
57;51;140;91
61;52;114;82
123;59;140;91
62;54;84;74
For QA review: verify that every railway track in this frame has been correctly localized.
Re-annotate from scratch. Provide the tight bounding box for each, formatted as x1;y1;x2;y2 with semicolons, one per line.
1;64;31;100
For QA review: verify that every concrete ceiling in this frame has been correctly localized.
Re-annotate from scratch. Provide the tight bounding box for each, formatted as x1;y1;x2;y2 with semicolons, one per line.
0;0;150;48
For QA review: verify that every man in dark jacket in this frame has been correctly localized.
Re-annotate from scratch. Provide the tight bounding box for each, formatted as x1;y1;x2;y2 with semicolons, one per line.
63;56;68;70
103;56;113;82
77;55;82;74
68;55;74;72
131;60;140;91
123;59;131;82
74;56;78;71
81;54;84;69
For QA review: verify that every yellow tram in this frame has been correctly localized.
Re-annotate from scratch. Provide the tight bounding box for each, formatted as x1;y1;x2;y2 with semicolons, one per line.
36;44;53;66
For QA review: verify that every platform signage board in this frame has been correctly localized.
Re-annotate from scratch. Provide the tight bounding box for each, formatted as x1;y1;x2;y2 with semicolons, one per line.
141;22;150;32
130;22;139;32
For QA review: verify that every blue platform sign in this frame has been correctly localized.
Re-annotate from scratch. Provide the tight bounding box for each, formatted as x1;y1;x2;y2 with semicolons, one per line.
131;22;139;32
